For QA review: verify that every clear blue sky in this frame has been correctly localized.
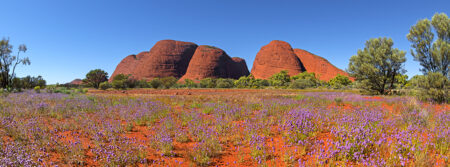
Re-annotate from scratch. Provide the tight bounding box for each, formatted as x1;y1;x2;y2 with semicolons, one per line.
1;0;449;84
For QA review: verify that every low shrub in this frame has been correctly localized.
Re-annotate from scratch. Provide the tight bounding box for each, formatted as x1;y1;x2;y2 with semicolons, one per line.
149;78;162;89
99;82;112;90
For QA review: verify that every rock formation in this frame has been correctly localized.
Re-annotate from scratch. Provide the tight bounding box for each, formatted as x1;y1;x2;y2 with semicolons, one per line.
251;40;306;79
109;51;148;81
110;40;249;81
294;49;352;81
69;79;83;85
131;40;198;80
180;45;250;81
111;39;350;82
251;40;351;81
229;57;250;79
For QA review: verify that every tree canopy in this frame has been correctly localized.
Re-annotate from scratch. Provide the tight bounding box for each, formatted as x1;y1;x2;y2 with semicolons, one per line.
0;38;30;89
348;37;406;94
407;13;449;78
84;69;108;89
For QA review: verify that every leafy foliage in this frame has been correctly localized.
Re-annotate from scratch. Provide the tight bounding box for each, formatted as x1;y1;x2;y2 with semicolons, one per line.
149;78;162;89
216;78;235;88
289;72;320;89
328;74;352;89
200;78;216;88
0;38;30;89
111;74;136;89
183;79;198;88
234;75;269;88
269;70;291;87
11;75;46;90
348;37;406;94
160;77;177;89
416;72;449;103
84;69;108;89
407;13;449;78
99;81;112;90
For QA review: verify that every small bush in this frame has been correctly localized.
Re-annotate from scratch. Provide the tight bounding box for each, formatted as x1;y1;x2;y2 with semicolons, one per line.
328;74;352;89
160;77;177;89
111;74;136;89
183;79;198;88
417;72;449;103
149;78;162;89
269;70;290;87
34;86;41;93
99;82;112;90
289;79;316;89
216;78;235;88
200;78;216;88
136;79;150;88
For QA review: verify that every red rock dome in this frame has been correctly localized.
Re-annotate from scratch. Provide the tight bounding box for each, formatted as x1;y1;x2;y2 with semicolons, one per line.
180;45;249;80
251;40;306;79
110;40;250;82
131;40;198;80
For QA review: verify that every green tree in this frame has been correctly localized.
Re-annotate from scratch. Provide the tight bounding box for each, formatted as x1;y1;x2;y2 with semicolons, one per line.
406;75;425;88
0;38;30;89
348;37;406;95
394;74;408;89
269;70;291;87
84;69;109;89
407;13;449;78
328;74;352;89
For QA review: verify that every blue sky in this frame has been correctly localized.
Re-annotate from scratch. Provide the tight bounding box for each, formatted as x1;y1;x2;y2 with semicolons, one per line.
1;0;449;84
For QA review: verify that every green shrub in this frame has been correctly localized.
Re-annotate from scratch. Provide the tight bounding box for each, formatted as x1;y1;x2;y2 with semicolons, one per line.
99;82;112;90
46;85;57;93
200;78;216;88
160;77;177;89
289;79;316;89
136;79;149;88
111;74;136;89
234;75;252;88
417;72;449;103
269;70;291;87
34;86;41;93
216;78;235;88
328;74;352;89
183;79;198;88
149;78;162;89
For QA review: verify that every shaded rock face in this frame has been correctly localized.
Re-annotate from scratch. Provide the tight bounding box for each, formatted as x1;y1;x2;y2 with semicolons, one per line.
111;40;249;81
109;51;148;81
251;40;306;79
230;57;250;79
180;46;250;81
294;49;352;81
